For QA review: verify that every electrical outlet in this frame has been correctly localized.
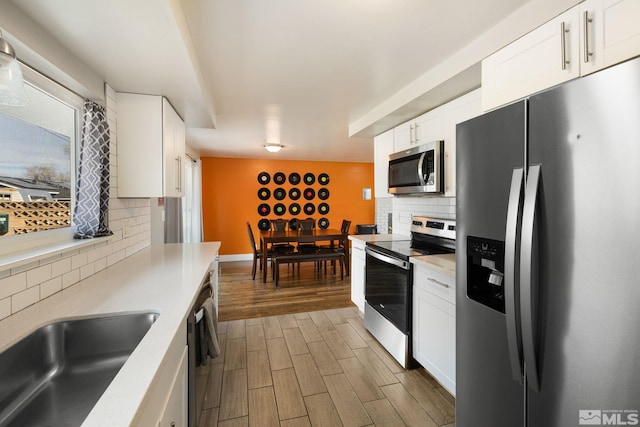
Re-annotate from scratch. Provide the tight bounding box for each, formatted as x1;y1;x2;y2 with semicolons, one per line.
122;219;129;238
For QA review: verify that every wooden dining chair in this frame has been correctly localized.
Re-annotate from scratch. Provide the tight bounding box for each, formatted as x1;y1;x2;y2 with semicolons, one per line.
297;218;318;253
246;222;264;280
317;219;351;275
270;219;295;253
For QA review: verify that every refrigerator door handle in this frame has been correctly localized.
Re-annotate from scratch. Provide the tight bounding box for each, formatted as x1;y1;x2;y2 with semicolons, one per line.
521;164;542;392
505;167;524;383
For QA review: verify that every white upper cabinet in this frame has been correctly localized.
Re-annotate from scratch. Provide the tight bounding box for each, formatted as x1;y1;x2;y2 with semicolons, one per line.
374;129;394;198
482;0;640;111
482;7;580;111
443;89;482;197
393;105;447;152
116;93;186;198
580;0;640;76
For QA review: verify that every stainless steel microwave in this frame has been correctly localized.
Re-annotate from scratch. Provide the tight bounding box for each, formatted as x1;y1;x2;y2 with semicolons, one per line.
388;140;444;195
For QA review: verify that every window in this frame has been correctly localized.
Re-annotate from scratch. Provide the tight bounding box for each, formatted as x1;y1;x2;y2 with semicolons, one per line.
0;65;82;252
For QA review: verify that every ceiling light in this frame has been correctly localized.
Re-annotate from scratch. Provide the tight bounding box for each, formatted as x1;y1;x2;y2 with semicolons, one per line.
0;30;28;107
264;144;283;153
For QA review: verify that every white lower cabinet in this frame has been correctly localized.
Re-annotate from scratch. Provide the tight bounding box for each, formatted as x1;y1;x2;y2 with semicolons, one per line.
350;240;366;312
413;263;456;396
158;345;188;427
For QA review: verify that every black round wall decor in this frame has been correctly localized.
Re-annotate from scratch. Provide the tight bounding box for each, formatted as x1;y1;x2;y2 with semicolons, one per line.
303;203;315;215
303;173;315;185
318;203;330;215
274;188;286;200
258;188;271;200
303;188;315;200
289;188;301;200
274;203;286;216
289;203;301;216
258;203;271;216
258;219;271;231
318;218;330;229
257;172;270;185
318;173;330;185
288;172;301;185
288;218;299;230
318;188;330;200
273;172;286;185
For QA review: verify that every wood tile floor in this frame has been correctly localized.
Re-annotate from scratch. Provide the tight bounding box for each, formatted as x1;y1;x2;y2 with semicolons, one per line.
195;306;456;427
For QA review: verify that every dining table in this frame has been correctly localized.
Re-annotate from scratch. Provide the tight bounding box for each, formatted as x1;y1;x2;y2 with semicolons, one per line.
259;228;347;283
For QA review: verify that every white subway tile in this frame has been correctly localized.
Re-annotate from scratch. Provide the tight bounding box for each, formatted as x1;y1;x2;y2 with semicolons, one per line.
26;264;52;288
0;273;26;300
12;286;40;313
40;276;63;299
62;269;80;289
0;297;10;320
51;258;72;277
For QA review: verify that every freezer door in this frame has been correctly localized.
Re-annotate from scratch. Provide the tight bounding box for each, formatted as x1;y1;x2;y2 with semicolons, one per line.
455;101;526;427
526;57;640;426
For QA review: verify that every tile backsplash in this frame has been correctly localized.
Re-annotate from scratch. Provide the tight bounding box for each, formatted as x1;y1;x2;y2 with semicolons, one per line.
0;84;151;321
376;196;456;237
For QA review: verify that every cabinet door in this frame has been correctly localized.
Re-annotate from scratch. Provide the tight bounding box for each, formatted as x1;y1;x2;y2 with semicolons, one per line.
374;129;394;198
581;0;640;76
158;345;188;427
117;93;164;197
482;7;580;111
393;120;414;152
444;89;481;197
414;105;446;146
413;285;456;396
163;99;185;198
350;242;366;312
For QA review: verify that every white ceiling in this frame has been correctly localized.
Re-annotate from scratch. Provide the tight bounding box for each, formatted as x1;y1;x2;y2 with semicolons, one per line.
9;0;531;162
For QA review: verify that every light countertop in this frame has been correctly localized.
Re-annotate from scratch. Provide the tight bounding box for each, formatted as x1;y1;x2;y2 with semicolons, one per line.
0;242;220;426
411;253;456;278
348;233;410;243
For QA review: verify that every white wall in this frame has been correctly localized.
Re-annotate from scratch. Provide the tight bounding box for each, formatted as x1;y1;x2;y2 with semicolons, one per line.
0;85;151;320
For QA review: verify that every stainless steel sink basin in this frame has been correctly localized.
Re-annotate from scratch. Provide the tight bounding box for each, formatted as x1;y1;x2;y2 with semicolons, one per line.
0;311;159;427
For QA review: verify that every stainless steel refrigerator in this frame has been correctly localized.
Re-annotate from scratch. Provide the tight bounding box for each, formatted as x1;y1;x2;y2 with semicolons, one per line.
456;56;640;427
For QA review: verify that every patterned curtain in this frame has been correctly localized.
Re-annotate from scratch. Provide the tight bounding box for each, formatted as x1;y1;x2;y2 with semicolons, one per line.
74;101;113;239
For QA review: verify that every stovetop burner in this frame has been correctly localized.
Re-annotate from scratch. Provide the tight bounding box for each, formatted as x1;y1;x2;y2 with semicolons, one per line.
366;216;456;261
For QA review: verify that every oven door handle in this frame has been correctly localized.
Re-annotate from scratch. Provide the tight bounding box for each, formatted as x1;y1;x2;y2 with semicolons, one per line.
366;247;410;270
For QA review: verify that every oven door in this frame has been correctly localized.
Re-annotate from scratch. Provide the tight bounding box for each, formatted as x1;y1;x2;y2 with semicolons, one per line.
365;247;411;333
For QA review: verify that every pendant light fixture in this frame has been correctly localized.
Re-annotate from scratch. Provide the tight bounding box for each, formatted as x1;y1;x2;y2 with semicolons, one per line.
0;30;29;106
264;143;283;153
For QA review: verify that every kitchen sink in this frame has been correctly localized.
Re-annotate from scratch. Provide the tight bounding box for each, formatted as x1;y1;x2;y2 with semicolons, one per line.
0;311;159;427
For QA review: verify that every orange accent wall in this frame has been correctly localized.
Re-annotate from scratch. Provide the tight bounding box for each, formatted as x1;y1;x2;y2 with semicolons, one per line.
201;158;374;255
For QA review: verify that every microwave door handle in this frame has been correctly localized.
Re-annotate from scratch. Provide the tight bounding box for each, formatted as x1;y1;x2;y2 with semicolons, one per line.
417;152;427;186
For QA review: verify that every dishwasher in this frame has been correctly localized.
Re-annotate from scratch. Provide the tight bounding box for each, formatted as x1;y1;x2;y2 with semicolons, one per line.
187;268;216;427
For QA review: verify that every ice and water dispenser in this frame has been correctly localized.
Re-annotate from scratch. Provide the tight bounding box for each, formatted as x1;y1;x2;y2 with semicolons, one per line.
467;236;506;313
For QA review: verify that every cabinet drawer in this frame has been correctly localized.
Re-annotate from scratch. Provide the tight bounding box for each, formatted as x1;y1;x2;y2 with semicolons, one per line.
414;263;455;305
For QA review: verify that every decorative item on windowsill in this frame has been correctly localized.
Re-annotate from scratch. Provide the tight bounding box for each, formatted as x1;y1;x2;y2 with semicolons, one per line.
0;30;28;106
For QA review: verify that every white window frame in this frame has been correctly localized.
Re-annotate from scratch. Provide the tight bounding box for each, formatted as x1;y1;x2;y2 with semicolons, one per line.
0;63;88;263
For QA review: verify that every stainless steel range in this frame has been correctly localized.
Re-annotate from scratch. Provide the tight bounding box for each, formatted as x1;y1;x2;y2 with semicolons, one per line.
364;215;455;367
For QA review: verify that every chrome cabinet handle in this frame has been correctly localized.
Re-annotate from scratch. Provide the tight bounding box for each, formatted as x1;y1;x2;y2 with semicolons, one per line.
414;123;419;144
583;10;593;63
427;277;450;288
561;21;570;70
505;167;525;383
521;164;542;392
